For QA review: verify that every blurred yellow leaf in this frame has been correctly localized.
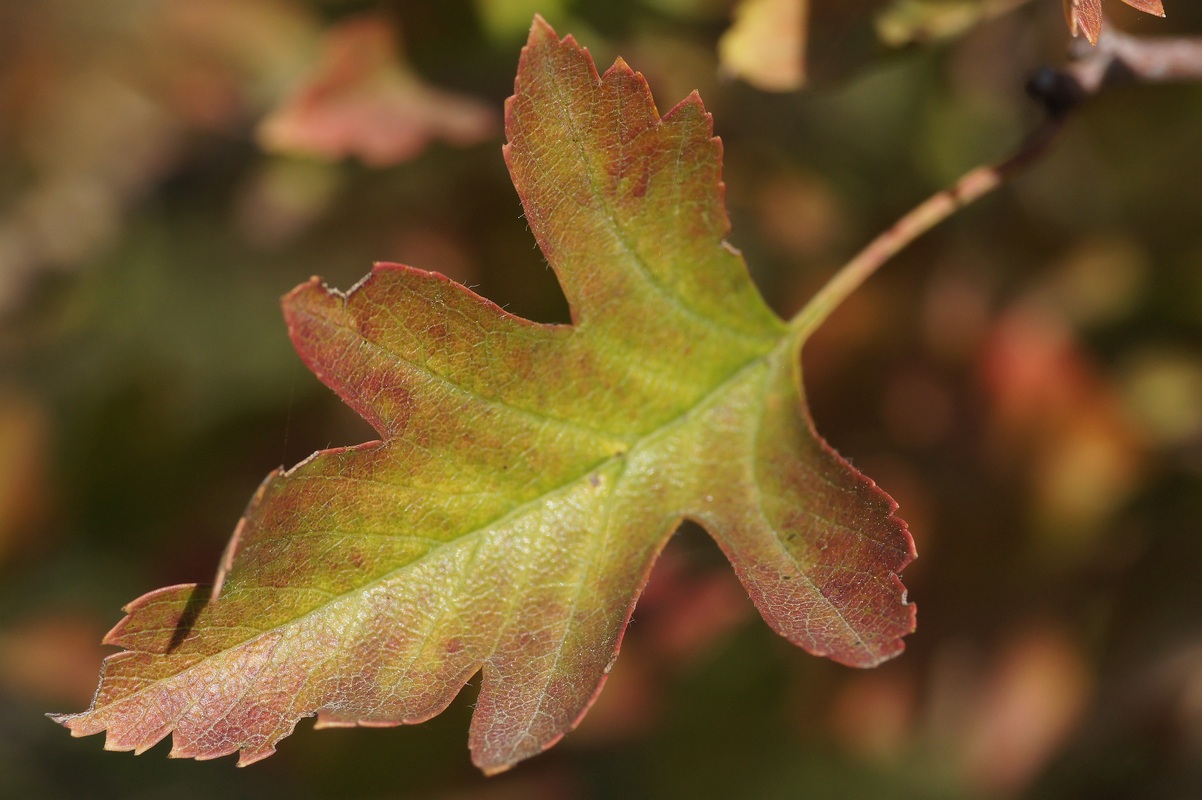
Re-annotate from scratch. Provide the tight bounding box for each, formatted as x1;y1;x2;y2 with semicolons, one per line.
719;0;807;91
0;390;51;565
475;0;568;40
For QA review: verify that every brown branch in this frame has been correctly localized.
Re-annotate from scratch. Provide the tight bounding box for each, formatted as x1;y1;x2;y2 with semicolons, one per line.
1031;21;1202;117
1076;26;1202;82
792;19;1202;340
790;119;1063;340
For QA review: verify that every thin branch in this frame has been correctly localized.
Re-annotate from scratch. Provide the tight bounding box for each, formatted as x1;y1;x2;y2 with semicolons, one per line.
789;121;1061;341
789;20;1202;342
1068;24;1202;91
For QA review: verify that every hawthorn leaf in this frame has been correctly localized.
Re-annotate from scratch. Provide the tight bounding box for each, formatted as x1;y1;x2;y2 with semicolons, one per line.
876;0;1030;47
1063;0;1165;45
53;17;915;774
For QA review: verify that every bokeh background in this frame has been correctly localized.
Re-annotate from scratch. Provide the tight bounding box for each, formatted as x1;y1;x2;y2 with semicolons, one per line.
2;0;1201;798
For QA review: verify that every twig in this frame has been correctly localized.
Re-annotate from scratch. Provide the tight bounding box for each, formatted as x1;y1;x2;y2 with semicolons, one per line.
789;20;1202;341
1067;25;1202;92
788;120;1061;341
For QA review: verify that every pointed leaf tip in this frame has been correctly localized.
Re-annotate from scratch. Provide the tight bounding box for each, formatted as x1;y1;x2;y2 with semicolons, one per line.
719;0;808;91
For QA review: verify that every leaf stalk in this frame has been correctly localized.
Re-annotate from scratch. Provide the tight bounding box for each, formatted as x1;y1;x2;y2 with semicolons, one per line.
792;17;1202;341
789;120;1062;341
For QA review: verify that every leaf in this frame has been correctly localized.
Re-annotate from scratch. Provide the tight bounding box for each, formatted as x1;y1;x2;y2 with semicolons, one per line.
257;15;497;166
719;0;808;91
876;0;1030;48
1063;0;1165;45
53;17;915;774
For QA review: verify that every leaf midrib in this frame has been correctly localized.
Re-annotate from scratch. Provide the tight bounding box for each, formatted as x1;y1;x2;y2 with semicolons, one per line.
289;335;783;606
98;330;797;721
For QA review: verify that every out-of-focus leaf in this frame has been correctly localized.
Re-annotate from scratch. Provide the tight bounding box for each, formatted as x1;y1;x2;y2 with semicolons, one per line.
981;303;1145;544
257;16;498;167
876;0;1030;47
641;0;733;18
0;613;107;707
719;0;808;91
0;389;51;565
829;667;915;762
1118;349;1202;447
755;171;845;259
55;17;914;774
0;0;317;314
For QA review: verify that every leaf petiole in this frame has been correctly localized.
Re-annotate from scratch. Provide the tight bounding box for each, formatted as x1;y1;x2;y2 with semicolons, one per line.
789;120;1063;342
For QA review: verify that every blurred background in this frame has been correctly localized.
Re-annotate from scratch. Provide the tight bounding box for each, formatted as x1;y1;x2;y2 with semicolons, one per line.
2;0;1201;797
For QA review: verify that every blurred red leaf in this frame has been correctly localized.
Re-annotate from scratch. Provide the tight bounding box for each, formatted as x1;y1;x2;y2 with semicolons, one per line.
961;626;1091;795
719;0;808;91
0;390;52;564
257;15;498;166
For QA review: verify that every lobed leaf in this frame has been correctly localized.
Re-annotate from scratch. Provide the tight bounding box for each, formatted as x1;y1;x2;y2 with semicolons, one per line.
54;16;914;774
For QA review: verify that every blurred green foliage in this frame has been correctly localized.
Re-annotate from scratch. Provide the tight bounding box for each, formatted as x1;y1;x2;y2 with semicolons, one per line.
1;0;1201;797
